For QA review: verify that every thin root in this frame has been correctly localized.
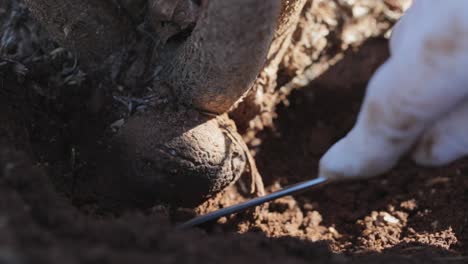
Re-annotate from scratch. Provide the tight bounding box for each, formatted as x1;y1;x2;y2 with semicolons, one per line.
245;148;265;196
219;116;265;196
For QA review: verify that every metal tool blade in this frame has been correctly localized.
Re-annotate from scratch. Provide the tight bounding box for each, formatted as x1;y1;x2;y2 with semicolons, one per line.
177;177;329;230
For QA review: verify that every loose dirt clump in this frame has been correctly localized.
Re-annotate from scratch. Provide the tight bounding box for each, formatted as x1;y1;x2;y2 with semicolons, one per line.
1;0;468;264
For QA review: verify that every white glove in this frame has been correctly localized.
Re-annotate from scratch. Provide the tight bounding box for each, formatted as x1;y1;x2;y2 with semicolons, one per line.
318;0;468;181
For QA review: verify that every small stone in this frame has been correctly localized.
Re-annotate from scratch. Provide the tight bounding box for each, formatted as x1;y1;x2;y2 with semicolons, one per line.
110;119;125;132
383;213;399;224
352;6;369;17
328;226;341;238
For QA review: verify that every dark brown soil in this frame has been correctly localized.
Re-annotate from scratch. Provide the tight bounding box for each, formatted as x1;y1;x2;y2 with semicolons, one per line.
2;1;468;264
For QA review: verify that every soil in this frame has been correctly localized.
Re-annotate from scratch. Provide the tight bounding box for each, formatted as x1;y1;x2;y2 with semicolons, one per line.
2;1;468;264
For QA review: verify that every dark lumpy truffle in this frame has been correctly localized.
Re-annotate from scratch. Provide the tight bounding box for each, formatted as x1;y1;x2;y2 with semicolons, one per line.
113;108;247;207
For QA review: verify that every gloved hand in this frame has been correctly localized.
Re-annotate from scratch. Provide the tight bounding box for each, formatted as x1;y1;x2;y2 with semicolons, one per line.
318;0;468;181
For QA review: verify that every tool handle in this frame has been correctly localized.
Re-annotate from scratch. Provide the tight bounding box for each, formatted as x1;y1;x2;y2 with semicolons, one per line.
177;177;328;229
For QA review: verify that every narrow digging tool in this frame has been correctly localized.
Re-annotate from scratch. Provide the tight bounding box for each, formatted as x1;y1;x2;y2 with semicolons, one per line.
177;177;329;229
